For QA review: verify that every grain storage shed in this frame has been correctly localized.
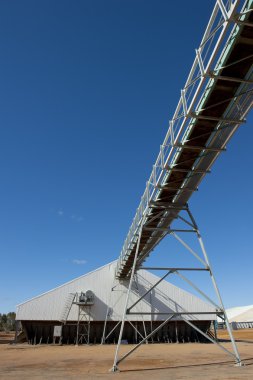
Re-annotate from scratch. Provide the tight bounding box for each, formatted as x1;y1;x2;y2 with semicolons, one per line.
16;261;216;344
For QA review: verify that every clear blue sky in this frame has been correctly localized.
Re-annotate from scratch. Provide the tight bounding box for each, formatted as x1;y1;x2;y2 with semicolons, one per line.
0;0;252;313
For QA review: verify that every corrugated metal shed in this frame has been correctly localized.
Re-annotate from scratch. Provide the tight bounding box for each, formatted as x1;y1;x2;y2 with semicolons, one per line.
226;305;253;322
16;261;215;322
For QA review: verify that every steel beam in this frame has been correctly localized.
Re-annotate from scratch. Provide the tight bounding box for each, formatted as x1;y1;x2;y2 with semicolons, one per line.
169;228;197;233
173;143;226;152
127;312;223;315
155;184;198;192
234;19;253;27
140;267;209;271
112;204;242;369
127;270;172;313
112;0;250;368
181;317;241;364
190;113;246;124
165;166;211;174
112;219;145;371
149;201;187;210
112;315;175;371
210;74;253;84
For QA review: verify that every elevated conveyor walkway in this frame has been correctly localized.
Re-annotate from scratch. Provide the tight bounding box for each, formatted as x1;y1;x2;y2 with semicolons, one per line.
116;0;253;279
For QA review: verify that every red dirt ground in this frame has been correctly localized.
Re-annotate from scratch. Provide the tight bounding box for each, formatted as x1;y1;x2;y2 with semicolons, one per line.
0;330;253;379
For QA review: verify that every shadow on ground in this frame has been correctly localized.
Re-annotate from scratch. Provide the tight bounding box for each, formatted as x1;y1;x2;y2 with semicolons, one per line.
119;357;253;373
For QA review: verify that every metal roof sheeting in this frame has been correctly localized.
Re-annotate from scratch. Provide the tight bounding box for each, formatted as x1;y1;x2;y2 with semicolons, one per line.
16;262;216;322
226;305;253;322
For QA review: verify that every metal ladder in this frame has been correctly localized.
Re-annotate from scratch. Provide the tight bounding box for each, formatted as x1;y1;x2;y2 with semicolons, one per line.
59;293;76;324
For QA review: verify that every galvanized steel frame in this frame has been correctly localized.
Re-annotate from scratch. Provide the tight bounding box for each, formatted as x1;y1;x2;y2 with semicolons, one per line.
111;0;253;372
75;304;91;345
101;275;148;345
111;206;242;371
116;0;253;278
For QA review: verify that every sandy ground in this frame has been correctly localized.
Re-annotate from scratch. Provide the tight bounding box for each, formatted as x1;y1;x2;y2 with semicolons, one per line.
217;328;253;341
0;331;253;379
0;332;15;344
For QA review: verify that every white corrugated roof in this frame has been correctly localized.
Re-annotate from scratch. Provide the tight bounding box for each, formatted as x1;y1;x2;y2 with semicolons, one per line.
226;305;253;322
16;261;216;322
16;260;116;307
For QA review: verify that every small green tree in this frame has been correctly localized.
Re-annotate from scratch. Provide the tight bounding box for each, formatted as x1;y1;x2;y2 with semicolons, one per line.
0;312;16;331
6;312;16;331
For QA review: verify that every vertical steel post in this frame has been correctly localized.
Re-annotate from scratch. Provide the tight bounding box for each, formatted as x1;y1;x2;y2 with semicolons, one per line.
198;233;241;365
111;221;145;372
76;304;80;346
101;304;110;344
134;274;148;344
187;208;242;365
87;306;91;345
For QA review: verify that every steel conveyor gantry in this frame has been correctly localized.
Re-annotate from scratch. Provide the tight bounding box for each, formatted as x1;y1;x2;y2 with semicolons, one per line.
116;0;253;279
